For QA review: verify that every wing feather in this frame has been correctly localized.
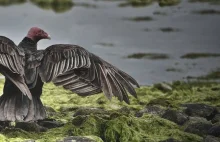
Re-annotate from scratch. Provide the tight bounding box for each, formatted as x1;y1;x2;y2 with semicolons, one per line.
33;44;139;104
0;36;31;99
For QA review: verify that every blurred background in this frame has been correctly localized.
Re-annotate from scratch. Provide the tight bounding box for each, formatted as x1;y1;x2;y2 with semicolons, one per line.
0;0;219;85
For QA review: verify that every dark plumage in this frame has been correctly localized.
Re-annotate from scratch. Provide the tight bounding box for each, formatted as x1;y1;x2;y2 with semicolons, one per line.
0;27;139;122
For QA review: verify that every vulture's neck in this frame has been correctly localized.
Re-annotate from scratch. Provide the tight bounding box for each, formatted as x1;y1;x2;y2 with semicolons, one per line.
18;37;37;52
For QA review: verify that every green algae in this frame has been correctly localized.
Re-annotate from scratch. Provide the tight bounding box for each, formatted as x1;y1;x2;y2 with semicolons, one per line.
199;70;220;80
0;0;26;6
0;134;7;142
0;79;220;141
166;68;182;72
119;0;154;7
124;16;154;22
153;11;167;15
181;53;220;59
30;0;74;13
189;69;220;80
119;0;181;7
189;0;220;5
74;3;97;8
126;53;170;59
160;27;181;32
193;9;220;15
158;0;180;6
104;114;201;142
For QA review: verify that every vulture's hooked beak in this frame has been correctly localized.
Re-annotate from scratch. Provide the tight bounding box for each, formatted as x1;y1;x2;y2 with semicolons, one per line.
47;35;51;40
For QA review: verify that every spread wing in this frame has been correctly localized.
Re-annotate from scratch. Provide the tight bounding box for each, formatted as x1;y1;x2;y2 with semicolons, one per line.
31;44;139;104
0;36;32;99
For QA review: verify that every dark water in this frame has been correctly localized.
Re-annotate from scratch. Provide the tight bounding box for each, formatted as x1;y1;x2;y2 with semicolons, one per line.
0;0;220;85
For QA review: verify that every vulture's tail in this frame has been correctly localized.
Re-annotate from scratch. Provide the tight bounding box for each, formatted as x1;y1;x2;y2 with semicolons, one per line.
24;95;46;122
0;79;46;122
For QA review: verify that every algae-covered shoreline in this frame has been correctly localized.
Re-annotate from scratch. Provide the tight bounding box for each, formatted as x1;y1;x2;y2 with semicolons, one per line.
0;78;220;142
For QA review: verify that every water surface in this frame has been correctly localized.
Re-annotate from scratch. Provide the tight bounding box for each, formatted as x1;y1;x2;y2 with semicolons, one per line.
0;0;220;85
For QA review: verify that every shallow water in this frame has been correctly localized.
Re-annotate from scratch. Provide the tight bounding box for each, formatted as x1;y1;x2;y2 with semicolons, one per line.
0;0;220;85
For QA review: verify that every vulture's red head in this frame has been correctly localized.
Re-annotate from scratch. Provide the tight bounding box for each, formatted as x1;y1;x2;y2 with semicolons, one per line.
27;27;51;42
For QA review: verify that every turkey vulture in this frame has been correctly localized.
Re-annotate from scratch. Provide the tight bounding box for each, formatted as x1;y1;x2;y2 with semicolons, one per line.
0;27;139;122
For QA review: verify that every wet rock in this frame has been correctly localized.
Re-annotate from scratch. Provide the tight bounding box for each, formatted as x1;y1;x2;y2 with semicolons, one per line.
118;106;133;115
0;121;10;128
15;122;47;132
182;104;217;120
154;83;172;92
211;114;220;124
73;107;109;117
23;140;35;142
159;138;182;142
203;135;220;142
44;106;57;117
38;119;64;129
162;109;188;125
60;106;79;112
135;105;165;117
208;125;220;137
184;117;213;136
216;107;220;113
148;98;173;107
57;136;95;142
158;0;180;6
72;115;87;126
96;97;107;104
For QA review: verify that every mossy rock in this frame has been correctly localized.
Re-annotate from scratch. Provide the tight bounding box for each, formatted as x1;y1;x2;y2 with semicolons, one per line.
184;117;213;136
158;0;181;6
0;80;220;141
15;122;48;132
119;0;154;7
126;53;170;60
0;0;26;6
181;53;220;59
104;115;201;142
73;107;110;117
189;0;220;5
30;0;74;13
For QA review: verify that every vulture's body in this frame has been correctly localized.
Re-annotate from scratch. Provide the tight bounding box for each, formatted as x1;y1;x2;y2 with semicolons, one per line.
0;27;139;122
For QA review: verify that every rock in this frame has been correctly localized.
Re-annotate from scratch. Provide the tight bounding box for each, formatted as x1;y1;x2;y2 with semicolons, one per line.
203;135;220;142
23;140;35;142
208;125;220;137
72;115;87;126
159;138;182;142
57;136;95;142
184;117;213;136
38;119;64;129
216;107;220;113
135;105;165;117
0;121;10;128
59;106;79;112
73;107;109;117
154;83;172;92
182;104;217;120
15;122;47;132
118;106;132;115
96;97;107;104
44;106;57;117
148;98;172;107
212;114;220;124
162;109;188;125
